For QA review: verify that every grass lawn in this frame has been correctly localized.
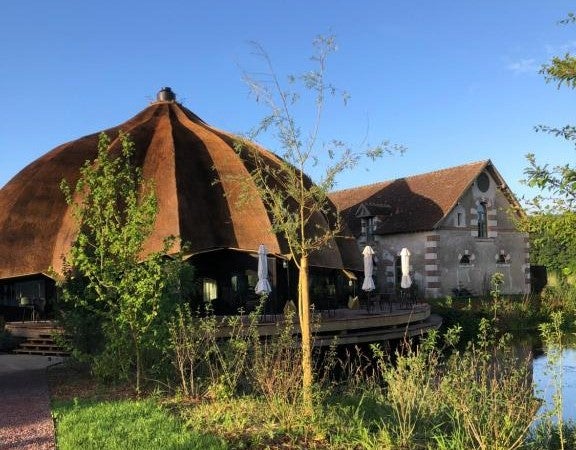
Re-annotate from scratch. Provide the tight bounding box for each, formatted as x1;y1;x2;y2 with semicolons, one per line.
48;363;226;450
52;398;225;450
47;361;391;449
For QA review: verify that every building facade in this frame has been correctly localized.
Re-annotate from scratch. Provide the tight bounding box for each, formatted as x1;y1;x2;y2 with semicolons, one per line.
331;160;530;298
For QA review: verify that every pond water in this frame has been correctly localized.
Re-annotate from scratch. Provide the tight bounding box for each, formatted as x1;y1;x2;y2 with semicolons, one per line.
532;341;576;422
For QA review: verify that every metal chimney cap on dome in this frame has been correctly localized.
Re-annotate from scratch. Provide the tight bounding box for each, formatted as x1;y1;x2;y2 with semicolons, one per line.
157;87;176;102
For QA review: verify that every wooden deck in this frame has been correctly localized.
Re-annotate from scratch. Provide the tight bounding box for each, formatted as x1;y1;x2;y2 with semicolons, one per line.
5;302;441;350
5;321;65;339
218;302;442;346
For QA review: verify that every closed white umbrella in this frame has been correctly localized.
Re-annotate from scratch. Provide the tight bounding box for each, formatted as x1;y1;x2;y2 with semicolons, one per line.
362;245;376;292
255;244;272;295
400;247;412;289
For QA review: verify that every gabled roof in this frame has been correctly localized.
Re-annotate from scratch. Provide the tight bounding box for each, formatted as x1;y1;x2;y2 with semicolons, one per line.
330;160;522;235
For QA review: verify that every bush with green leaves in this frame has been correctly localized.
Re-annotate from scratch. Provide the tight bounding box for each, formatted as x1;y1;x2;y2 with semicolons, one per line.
57;131;193;394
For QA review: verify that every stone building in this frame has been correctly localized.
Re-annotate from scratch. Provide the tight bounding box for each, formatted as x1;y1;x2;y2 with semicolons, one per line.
330;160;530;298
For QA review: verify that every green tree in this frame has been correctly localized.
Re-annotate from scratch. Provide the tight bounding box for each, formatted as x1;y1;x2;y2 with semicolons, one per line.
516;209;576;274
59;132;191;395
236;35;403;411
521;13;576;275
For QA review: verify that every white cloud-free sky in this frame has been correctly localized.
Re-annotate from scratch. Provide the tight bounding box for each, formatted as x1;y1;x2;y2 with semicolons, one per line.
1;1;575;202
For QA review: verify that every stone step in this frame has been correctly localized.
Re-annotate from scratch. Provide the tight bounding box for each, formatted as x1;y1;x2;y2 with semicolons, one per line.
10;331;70;357
18;342;63;350
12;348;70;356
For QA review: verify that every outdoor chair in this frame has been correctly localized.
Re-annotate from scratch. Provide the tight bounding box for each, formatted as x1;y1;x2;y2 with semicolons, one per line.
33;297;46;320
378;292;393;312
363;292;392;313
19;296;34;321
398;287;416;309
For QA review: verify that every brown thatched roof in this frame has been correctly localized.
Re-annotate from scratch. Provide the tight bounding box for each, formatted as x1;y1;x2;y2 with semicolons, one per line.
0;89;361;279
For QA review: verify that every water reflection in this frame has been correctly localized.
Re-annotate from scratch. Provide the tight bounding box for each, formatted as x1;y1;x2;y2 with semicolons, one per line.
533;342;576;422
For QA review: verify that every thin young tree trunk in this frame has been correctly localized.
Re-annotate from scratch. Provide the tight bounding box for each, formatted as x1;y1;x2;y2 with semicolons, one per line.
133;333;142;398
298;255;313;412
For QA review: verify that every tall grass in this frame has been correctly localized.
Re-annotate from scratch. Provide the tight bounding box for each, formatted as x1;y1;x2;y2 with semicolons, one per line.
371;337;440;447
356;320;538;449
437;321;538;449
166;312;541;449
56;288;576;448
168;301;262;400
53;321;544;449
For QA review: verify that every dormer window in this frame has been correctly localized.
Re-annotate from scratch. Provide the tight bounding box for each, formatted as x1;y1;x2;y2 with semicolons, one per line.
361;216;375;241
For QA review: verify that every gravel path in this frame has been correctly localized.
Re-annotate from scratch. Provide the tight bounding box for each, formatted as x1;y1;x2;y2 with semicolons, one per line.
0;355;64;450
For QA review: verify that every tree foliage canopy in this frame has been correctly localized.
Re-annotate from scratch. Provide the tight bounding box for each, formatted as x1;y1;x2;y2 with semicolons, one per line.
521;13;576;275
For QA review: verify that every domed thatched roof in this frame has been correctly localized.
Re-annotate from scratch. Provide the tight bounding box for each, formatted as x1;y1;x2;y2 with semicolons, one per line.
0;88;361;279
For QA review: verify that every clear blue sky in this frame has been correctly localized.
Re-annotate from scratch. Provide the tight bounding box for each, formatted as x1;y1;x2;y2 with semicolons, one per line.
2;1;575;203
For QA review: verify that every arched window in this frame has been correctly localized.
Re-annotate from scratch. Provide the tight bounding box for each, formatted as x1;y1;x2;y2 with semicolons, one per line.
477;202;488;238
458;251;474;265
496;251;510;265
